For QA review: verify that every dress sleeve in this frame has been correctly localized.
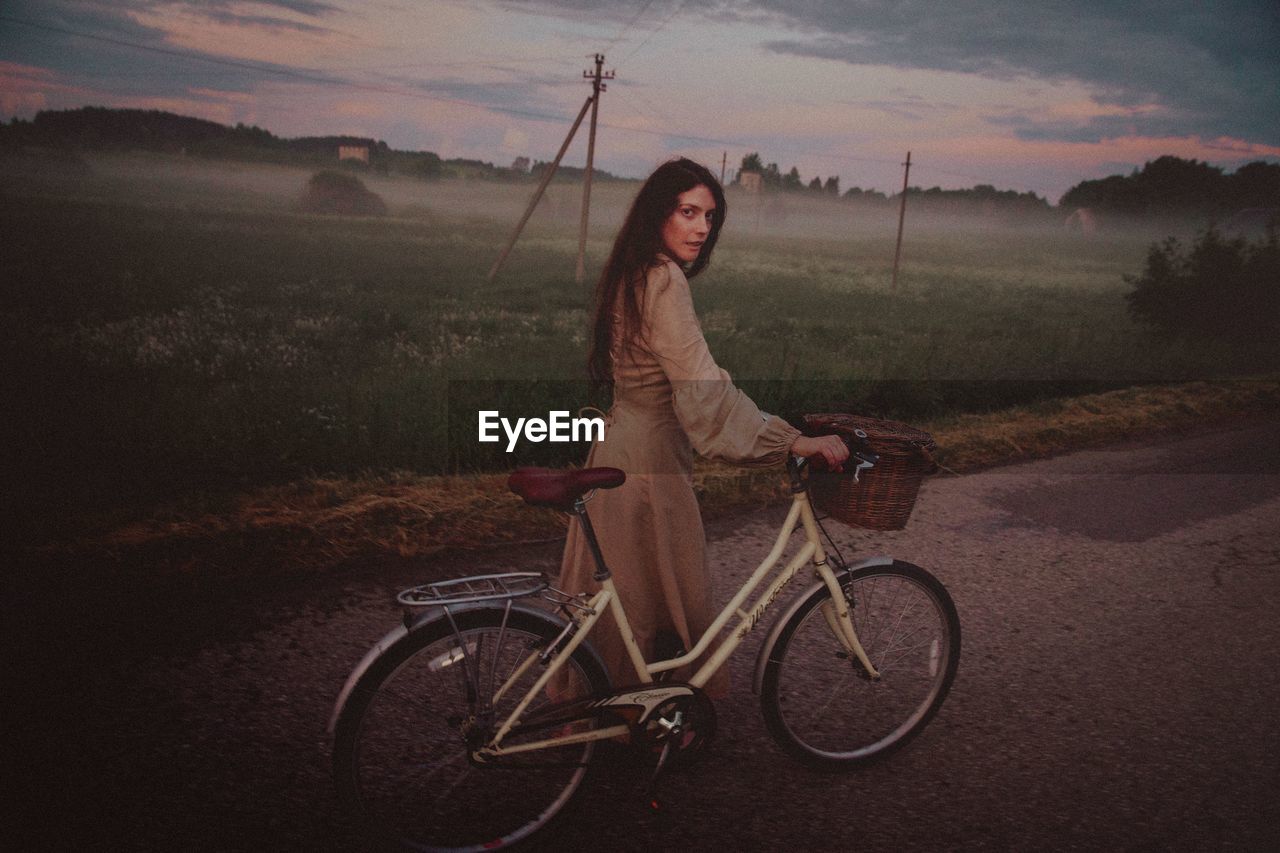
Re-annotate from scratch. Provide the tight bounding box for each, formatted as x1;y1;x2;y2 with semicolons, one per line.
640;261;801;467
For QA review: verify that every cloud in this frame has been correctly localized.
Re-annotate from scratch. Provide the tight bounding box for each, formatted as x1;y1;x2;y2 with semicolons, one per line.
156;0;344;34
108;0;341;18
512;0;1280;146
749;0;1280;145
831;96;960;123
0;0;359;111
196;9;334;35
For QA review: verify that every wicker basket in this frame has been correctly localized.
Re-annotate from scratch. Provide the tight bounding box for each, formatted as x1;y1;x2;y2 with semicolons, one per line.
803;413;938;530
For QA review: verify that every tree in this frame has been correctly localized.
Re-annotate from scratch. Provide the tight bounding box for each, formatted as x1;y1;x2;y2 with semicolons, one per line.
739;152;764;174
1139;156;1224;213
807;176;823;192
1226;161;1280;209
782;166;802;192
1125;227;1279;340
844;186;888;203
1058;155;1280;217
824;176;840;196
411;152;443;179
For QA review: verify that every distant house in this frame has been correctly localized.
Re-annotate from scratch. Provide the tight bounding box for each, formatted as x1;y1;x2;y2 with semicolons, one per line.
739;171;763;193
338;144;370;163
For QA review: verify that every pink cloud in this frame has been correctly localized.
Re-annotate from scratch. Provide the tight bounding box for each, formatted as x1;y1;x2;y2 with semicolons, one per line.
188;87;257;105
0;62;98;117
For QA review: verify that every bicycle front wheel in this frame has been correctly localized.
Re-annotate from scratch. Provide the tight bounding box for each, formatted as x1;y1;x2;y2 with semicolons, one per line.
333;606;610;851
760;561;960;769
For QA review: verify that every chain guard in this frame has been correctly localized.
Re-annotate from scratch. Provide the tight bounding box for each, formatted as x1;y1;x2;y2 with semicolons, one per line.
630;685;716;763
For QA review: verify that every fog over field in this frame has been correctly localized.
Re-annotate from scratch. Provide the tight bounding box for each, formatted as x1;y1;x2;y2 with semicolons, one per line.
10;149;1193;244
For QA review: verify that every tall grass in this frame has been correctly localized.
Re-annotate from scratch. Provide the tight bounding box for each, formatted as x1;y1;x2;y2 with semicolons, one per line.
2;154;1268;539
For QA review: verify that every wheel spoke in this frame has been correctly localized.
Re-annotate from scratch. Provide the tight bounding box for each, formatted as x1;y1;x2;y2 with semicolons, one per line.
866;579;909;650
809;669;858;719
879;635;941;671
383;750;469;809
874;622;929;669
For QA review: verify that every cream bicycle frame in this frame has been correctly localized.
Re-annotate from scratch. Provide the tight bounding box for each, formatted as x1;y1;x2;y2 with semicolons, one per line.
478;485;880;760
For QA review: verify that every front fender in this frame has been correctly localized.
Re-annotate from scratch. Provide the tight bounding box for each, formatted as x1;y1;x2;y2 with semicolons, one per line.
751;555;894;695
327;598;578;734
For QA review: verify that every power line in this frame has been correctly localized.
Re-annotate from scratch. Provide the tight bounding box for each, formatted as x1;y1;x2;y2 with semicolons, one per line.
620;83;683;129
605;0;659;50
608;88;664;129
620;0;687;63
912;165;1022;186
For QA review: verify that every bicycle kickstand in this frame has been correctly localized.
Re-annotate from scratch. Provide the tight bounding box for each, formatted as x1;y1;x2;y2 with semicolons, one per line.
639;741;674;812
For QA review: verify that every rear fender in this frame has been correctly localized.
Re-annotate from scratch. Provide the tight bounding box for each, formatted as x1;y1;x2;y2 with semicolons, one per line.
327;599;582;734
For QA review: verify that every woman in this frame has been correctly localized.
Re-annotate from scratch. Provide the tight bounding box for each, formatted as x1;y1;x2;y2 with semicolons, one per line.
559;158;847;696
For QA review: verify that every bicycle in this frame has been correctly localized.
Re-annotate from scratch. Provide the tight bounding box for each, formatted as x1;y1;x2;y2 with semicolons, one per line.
329;436;960;851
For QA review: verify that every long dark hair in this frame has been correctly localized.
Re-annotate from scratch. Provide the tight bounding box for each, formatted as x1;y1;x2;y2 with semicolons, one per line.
587;157;728;386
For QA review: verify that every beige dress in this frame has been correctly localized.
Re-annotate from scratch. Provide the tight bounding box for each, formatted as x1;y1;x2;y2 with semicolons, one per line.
557;257;801;697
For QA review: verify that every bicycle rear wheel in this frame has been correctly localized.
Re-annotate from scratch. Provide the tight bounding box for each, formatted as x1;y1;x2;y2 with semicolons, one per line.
333;606;610;851
760;561;960;769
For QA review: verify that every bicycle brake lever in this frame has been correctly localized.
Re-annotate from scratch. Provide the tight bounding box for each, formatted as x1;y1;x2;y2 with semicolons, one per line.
842;429;878;481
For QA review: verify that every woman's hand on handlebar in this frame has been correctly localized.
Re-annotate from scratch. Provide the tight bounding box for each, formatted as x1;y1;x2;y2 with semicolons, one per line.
790;434;850;470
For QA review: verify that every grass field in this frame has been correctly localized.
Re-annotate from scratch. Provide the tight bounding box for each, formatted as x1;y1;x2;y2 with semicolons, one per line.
3;152;1272;542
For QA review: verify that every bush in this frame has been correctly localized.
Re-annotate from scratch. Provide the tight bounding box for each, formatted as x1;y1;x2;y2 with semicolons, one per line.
1124;226;1279;340
298;170;387;216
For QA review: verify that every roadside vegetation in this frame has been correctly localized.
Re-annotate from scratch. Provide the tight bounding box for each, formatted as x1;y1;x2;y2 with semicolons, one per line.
44;379;1280;578
1126;226;1279;341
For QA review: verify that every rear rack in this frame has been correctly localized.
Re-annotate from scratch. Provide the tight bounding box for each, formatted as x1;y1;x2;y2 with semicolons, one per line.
397;572;549;608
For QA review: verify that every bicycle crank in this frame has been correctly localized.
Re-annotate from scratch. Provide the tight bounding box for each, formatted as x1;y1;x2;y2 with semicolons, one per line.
632;687;716;765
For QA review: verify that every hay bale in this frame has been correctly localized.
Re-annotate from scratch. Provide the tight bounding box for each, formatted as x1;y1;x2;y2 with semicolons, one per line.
299;170;387;216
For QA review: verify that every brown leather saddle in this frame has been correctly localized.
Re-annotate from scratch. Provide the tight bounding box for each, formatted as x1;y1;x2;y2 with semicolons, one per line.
507;467;626;511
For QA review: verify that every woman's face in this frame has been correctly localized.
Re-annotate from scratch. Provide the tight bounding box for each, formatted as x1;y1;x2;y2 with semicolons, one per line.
660;184;716;264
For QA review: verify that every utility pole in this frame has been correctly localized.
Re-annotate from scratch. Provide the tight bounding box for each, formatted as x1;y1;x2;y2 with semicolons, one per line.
891;150;911;289
720;151;727;185
575;53;614;285
487;96;594;282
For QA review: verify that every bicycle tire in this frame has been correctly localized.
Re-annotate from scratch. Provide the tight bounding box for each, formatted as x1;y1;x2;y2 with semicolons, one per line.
333;605;611;851
759;560;960;769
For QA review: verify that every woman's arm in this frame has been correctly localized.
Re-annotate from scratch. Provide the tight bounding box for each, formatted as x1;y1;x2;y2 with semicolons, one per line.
641;261;803;467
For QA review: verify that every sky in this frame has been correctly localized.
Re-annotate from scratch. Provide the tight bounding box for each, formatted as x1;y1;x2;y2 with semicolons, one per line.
1;0;1278;202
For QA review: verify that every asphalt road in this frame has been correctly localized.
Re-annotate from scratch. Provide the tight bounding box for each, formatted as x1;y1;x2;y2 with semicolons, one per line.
10;417;1280;850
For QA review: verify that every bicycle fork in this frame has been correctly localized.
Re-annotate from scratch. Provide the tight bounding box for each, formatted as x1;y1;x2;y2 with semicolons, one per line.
816;572;880;680
801;501;881;680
